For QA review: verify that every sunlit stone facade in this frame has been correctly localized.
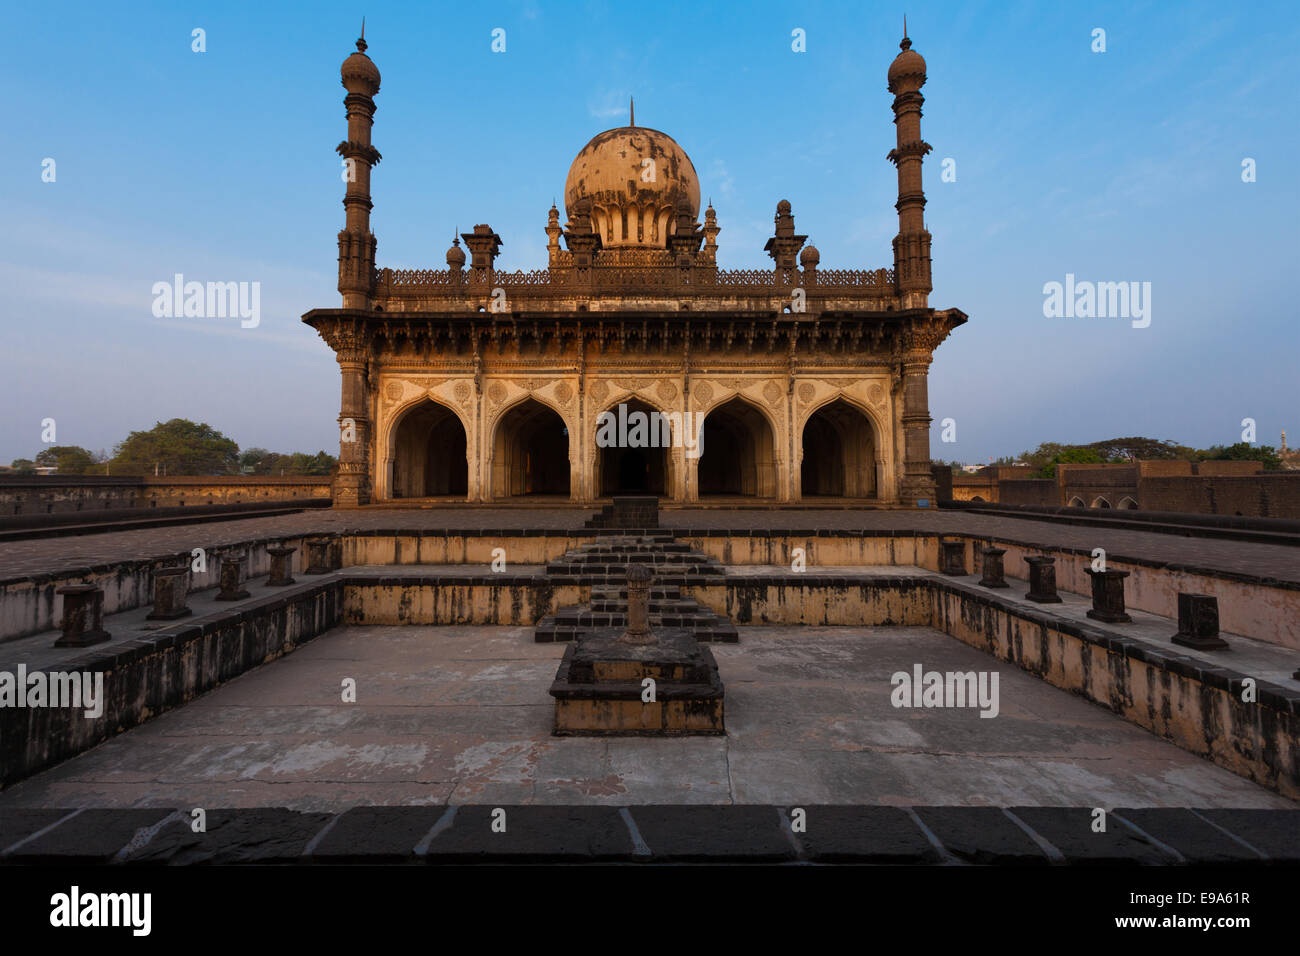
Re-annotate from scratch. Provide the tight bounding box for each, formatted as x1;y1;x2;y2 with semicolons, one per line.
305;30;965;507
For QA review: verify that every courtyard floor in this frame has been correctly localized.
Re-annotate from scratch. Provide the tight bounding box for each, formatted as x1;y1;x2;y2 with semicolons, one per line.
0;624;1288;811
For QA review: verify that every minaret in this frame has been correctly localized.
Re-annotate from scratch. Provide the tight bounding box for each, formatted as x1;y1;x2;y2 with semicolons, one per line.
337;23;382;310
887;22;932;309
330;25;382;508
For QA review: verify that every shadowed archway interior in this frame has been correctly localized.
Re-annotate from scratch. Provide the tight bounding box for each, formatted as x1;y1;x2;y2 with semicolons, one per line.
391;401;468;498
800;399;877;497
595;398;669;496
697;397;777;497
492;399;570;497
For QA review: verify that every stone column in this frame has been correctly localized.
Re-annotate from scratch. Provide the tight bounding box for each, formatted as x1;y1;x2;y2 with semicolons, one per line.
335;345;372;507
900;347;936;506
619;564;656;646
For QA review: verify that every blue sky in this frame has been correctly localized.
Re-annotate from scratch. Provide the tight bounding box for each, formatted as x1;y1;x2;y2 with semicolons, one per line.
2;0;1297;465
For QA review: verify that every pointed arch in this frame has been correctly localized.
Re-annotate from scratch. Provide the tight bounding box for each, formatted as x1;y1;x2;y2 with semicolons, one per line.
798;396;880;498
697;395;778;497
388;398;469;499
489;397;571;498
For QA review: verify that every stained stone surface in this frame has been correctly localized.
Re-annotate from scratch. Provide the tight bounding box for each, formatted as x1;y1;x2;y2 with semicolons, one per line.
0;624;1291;812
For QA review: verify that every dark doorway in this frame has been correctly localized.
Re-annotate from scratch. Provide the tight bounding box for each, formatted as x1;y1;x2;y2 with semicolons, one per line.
595;399;668;496
697;397;776;497
493;399;570;497
800;399;876;498
391;401;468;498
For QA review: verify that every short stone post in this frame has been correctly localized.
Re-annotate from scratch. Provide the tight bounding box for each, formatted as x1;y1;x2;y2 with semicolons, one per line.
55;585;111;647
304;537;339;575
618;564;656;646
147;566;192;620
214;555;251;601
939;539;966;576
1084;568;1131;623
1171;593;1228;650
978;547;1008;588
267;547;296;586
1024;556;1063;603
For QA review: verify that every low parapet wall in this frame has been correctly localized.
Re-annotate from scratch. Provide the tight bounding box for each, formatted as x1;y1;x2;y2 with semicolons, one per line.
0;475;332;516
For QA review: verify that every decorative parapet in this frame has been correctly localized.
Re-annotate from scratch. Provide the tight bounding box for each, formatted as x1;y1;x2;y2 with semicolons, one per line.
373;264;896;304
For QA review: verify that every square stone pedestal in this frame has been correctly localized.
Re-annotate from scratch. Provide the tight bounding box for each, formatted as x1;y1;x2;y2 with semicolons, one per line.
550;627;725;736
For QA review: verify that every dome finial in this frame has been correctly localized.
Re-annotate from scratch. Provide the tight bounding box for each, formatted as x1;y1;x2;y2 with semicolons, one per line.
901;14;911;51
357;17;368;53
630;96;635;127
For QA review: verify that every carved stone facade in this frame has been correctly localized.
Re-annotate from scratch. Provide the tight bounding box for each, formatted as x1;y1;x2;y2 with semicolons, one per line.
305;30;966;507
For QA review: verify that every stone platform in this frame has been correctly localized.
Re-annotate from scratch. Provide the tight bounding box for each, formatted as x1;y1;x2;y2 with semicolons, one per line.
550;627;725;736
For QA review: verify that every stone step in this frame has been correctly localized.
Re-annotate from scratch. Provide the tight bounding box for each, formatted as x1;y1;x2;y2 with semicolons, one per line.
534;616;738;644
546;564;725;578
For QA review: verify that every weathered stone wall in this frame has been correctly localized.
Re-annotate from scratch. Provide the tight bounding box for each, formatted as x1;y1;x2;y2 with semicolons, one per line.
1141;475;1300;518
997;479;1057;506
0;476;332;515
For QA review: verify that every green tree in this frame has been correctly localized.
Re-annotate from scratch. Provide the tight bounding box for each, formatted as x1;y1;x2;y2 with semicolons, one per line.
1086;437;1197;461
8;458;36;475
34;445;97;475
1198;443;1281;470
111;419;239;476
1033;446;1106;479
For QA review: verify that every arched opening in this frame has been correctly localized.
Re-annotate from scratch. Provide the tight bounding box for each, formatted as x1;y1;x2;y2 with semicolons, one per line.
594;398;669;496
1092;496;1111;509
1068;496;1086;508
971;495;986;502
391;400;468;498
800;399;877;498
697;397;777;497
1118;496;1138;510
492;398;570;497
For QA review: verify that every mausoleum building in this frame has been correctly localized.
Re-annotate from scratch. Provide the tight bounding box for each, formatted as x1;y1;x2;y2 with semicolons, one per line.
304;29;966;507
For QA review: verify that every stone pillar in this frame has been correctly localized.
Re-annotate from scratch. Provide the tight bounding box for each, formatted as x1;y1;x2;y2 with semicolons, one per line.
1084;568;1131;623
55;585;110;647
334;346;372;507
304;537;341;574
899;343;936;506
215;556;251;601
267;547;297;586
1172;593;1228;650
1024;556;1063;603
939;539;966;575
978;547;1008;588
619;564;656;646
147;566;192;620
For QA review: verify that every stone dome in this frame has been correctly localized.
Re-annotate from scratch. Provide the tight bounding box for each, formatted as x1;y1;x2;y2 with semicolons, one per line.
446;237;466;269
564;126;701;248
887;37;926;93
341;39;381;95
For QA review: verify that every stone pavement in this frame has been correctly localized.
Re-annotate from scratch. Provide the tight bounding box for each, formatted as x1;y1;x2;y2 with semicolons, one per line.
1;507;1297;584
0;624;1288;811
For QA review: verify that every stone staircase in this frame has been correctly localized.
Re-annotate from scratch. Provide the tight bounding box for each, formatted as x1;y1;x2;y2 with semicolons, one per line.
534;533;738;644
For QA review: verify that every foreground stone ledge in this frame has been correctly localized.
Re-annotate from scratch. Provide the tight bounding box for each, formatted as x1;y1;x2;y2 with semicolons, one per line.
3;806;1297;865
0;582;345;789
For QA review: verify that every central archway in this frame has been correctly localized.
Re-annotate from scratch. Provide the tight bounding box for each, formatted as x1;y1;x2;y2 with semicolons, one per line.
391;400;468;498
594;398;669;496
697;397;777;497
492;398;570;497
800;399;877;498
